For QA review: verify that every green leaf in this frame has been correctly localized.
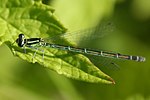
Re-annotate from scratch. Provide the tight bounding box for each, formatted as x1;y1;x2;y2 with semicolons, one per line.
0;0;115;84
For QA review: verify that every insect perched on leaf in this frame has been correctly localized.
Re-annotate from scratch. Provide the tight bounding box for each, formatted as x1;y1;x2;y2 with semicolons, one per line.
15;31;146;63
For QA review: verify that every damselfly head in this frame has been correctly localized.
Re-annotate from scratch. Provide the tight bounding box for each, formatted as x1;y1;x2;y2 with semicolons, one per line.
16;33;25;47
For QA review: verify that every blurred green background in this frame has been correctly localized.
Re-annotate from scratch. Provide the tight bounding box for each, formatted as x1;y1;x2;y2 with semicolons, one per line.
0;0;150;100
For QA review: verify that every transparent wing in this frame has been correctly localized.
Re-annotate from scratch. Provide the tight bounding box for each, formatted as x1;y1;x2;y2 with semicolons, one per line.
43;20;119;70
44;20;115;45
63;21;114;41
86;54;120;70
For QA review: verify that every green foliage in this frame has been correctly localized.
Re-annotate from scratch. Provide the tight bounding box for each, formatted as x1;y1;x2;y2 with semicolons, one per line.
0;0;150;100
0;0;114;84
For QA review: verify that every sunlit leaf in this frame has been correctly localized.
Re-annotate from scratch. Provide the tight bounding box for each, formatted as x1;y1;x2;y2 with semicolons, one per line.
0;0;114;84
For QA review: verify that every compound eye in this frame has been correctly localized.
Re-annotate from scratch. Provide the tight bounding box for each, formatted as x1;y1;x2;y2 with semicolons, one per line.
19;33;25;39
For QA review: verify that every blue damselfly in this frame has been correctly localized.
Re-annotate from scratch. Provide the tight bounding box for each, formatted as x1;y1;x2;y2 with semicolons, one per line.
15;33;145;62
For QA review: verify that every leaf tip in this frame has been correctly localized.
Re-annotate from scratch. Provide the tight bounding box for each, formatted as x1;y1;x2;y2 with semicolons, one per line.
110;78;115;84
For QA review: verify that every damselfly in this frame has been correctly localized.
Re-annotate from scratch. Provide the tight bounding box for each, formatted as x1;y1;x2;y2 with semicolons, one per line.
15;33;145;62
